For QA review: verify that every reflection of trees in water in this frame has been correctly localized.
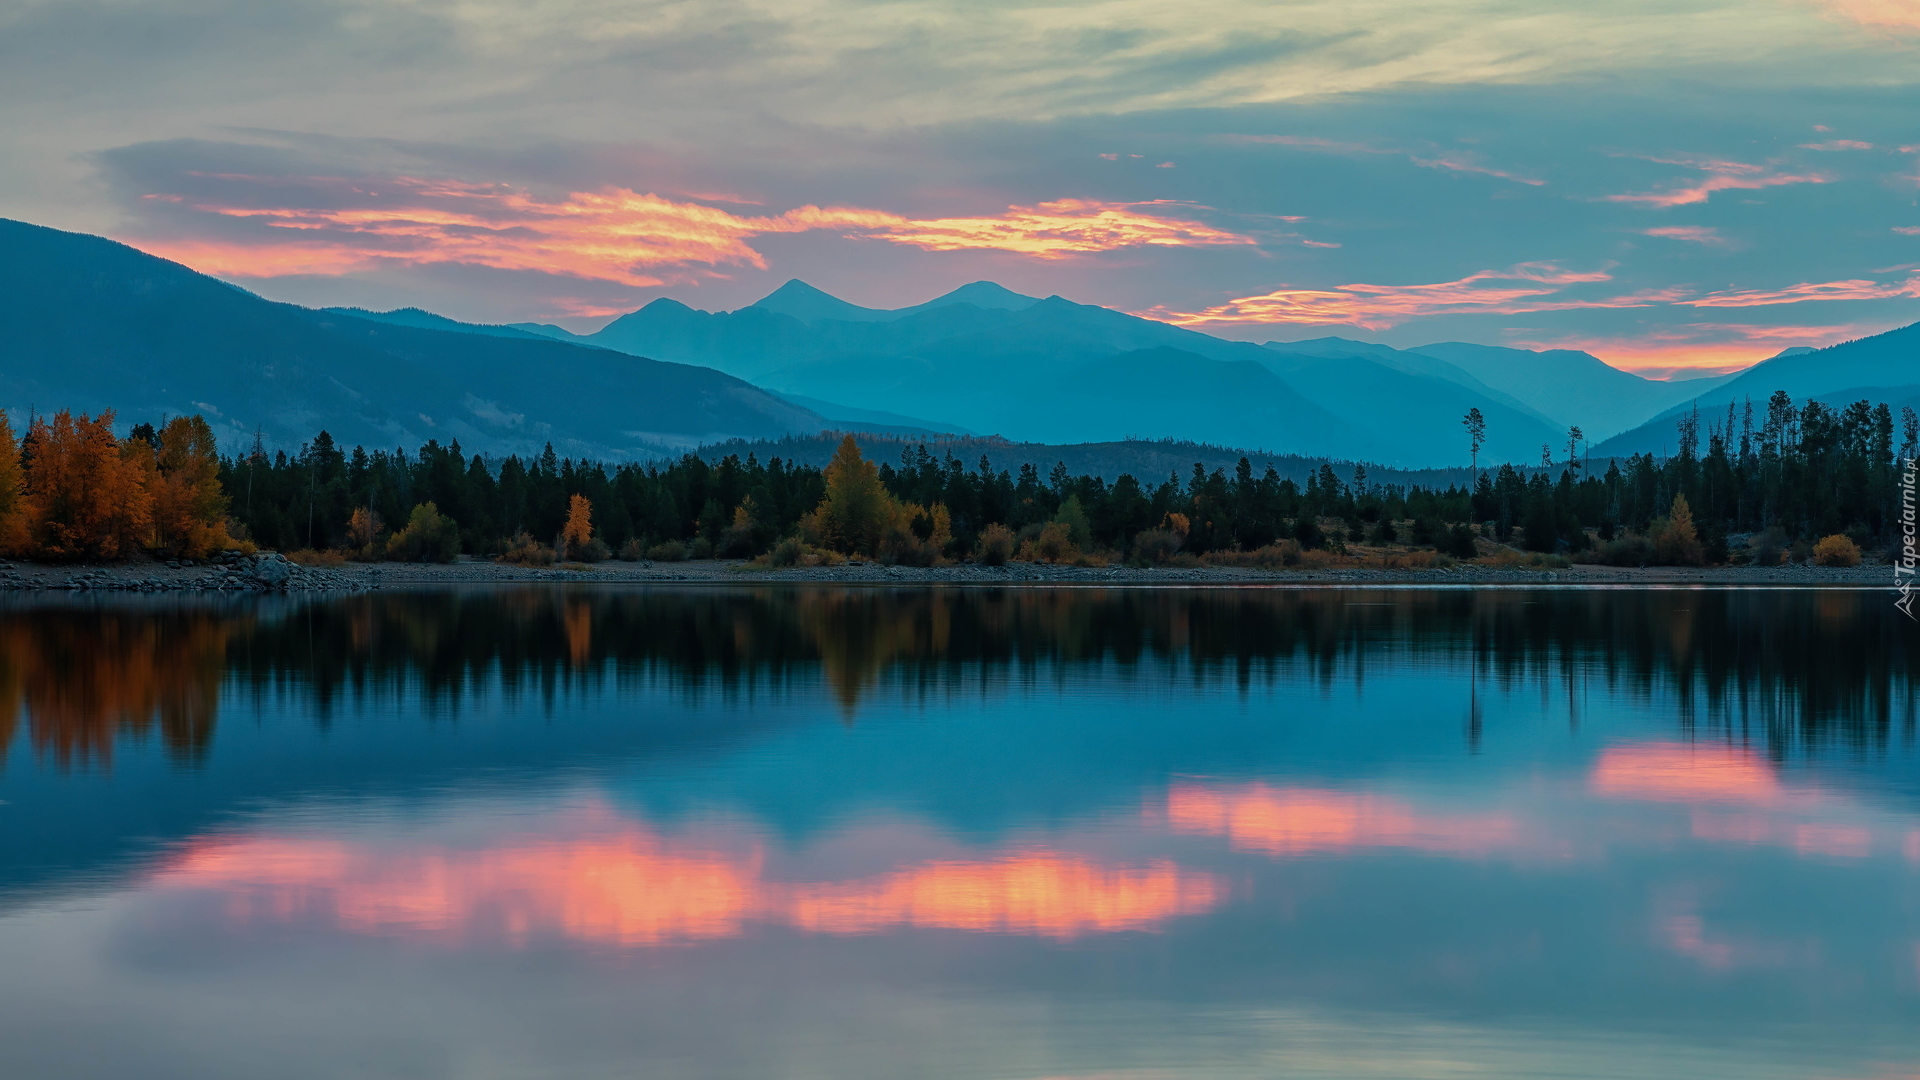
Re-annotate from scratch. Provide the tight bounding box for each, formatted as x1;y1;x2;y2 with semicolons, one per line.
1;588;1912;766
0;610;237;768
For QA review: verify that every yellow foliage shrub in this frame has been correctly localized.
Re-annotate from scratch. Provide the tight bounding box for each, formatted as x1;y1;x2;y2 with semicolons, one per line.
1812;534;1861;567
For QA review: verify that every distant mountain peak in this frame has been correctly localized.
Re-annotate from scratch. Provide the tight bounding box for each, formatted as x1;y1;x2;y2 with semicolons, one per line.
740;278;1043;324
742;279;888;323
919;281;1041;312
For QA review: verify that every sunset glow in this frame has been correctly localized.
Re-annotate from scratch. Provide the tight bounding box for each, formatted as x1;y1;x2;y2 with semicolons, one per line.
135;182;1256;286
1589;742;1786;805
1163;781;1522;857
1145;264;1669;331
153;825;1225;946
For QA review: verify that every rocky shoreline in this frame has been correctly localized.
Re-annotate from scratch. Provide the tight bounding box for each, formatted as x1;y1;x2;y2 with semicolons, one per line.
0;551;364;593
0;553;1898;592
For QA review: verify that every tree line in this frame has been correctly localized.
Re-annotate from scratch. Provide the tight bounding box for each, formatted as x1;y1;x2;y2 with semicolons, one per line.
5;391;1912;565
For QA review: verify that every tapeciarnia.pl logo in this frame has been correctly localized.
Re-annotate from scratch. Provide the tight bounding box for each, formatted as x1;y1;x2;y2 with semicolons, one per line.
1899;457;1917;621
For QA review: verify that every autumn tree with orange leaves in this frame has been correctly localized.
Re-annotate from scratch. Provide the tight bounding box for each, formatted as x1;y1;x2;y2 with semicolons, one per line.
0;409;236;563
20;410;153;561
145;416;234;558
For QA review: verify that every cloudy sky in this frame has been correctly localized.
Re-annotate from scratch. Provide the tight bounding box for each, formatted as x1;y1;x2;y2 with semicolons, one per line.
6;0;1920;374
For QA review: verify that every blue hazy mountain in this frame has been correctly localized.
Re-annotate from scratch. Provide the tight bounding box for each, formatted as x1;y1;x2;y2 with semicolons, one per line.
1407;341;1732;440
0;219;828;458
769;393;976;437
1591;325;1920;457
321;306;574;344
577;281;1576;465
743;279;1042;325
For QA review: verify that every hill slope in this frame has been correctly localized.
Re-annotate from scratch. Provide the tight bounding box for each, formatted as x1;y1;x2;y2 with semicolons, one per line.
1591;323;1920;457
0;219;828;458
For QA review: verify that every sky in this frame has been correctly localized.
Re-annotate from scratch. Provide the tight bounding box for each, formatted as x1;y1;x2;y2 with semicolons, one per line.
6;0;1920;376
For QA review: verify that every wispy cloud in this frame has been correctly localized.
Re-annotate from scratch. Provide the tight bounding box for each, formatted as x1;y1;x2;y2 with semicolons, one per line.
1800;138;1876;150
1604;155;1831;208
1143;263;1678;330
134;179;1259;284
1149;261;1920;333
1231;134;1545;185
1642;225;1734;247
1679;276;1920;307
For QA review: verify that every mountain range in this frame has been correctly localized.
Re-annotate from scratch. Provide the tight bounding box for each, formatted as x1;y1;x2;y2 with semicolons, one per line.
0;219;827;458
4;215;1916;467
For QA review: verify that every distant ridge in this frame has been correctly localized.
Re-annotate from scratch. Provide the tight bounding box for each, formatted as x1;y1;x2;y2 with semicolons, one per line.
322;306;568;343
743;278;1042;324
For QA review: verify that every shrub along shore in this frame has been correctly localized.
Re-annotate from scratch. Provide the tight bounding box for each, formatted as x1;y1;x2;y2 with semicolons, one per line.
0;395;1910;574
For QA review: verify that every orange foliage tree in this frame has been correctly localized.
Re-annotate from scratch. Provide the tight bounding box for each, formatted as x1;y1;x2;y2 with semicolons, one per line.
559;493;594;558
0;408;236;563
0;414;24;552
21;410;154;561
146;415;233;558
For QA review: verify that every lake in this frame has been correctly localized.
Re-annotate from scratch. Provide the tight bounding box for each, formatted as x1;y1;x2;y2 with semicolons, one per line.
1;586;1917;1079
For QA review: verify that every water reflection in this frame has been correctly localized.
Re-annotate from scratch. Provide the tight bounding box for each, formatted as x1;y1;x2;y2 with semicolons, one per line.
153;807;1223;946
0;608;235;766
1;587;1917;1080
2;587;1914;770
1163;782;1522;858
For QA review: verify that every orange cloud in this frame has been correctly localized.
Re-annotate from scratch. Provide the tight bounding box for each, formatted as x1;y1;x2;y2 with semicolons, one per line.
1604;156;1830;208
1144;263;1674;331
134;179;1255;285
154;824;1223;947
1590;742;1786;805
840;198;1257;258
1163;781;1522;858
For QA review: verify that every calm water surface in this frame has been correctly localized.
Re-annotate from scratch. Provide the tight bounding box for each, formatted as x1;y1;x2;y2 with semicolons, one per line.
2;586;1917;1079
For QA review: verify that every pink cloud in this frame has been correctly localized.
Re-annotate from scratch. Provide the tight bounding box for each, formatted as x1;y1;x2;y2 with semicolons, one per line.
1604;155;1831;208
1800;139;1876;151
1412;155;1547;186
1142;263;1676;331
1895;226;1920;235
1642;225;1733;247
1680;276;1920;307
133;177;1259;285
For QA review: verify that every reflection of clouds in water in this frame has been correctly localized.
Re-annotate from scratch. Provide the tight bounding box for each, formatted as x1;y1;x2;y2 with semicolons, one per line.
1590;741;1789;806
152;804;1224;947
1164;781;1522;857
